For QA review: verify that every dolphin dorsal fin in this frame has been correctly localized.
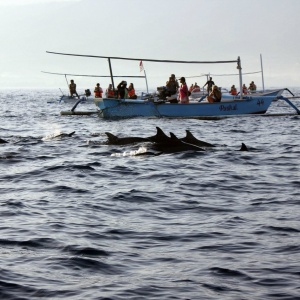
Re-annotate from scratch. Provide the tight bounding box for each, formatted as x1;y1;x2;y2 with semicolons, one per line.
105;132;118;143
68;131;76;137
169;132;180;141
185;130;195;140
240;143;249;151
156;127;169;139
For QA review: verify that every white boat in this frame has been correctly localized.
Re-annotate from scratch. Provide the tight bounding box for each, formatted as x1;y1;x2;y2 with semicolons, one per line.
58;94;94;103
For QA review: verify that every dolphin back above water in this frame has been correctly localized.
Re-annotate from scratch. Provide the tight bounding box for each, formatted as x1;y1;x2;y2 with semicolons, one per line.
151;131;205;153
105;132;149;145
181;130;215;148
0;138;8;144
104;126;248;154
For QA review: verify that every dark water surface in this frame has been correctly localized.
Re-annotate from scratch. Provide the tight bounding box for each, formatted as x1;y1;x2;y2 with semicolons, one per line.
0;89;299;300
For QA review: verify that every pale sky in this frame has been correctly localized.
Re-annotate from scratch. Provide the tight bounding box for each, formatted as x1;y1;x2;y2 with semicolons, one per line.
0;0;299;91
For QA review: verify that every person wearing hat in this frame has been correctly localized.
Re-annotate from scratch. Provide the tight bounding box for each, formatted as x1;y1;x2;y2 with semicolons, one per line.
69;79;80;99
166;74;179;96
178;77;189;104
230;84;237;95
94;83;103;98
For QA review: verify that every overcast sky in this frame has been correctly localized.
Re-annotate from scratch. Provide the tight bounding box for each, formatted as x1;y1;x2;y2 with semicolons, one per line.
0;0;299;92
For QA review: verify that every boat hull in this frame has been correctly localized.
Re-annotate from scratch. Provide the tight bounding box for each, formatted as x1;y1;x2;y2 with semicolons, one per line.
95;95;275;119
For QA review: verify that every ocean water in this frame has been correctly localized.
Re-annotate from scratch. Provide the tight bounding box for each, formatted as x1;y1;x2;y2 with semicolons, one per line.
0;89;299;300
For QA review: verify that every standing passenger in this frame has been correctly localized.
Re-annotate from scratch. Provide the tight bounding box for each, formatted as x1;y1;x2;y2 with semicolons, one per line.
69;79;80;99
203;77;215;93
117;81;127;99
178;77;189;104
166;74;179;96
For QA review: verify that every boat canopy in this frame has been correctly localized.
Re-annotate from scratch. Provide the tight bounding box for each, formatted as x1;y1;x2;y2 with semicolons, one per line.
46;51;243;98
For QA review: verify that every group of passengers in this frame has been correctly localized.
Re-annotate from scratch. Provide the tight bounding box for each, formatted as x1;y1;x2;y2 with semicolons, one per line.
164;75;222;104
68;79;137;99
100;81;137;99
115;81;137;99
229;81;257;95
69;76;258;104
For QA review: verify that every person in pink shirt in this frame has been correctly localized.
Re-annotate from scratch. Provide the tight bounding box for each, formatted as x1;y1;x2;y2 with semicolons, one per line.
178;77;189;104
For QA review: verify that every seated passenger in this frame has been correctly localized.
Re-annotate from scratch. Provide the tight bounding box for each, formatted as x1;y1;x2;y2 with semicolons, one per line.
189;83;194;92
207;85;222;103
248;81;257;92
106;84;115;98
127;83;137;99
230;85;237;95
94;83;103;98
193;82;200;92
242;84;248;95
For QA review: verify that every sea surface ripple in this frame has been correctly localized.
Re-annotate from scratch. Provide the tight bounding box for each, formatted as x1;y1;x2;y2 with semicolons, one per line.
0;89;299;300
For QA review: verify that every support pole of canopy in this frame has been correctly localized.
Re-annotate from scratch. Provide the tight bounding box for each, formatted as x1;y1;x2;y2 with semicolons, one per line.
65;74;70;96
108;58;115;91
237;56;243;100
260;54;265;92
144;69;149;93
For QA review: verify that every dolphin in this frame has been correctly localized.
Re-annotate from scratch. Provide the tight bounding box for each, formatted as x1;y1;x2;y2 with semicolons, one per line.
42;131;76;141
55;131;76;138
0;138;8;144
180;130;215;147
105;132;149;145
239;143;249;151
151;131;205;153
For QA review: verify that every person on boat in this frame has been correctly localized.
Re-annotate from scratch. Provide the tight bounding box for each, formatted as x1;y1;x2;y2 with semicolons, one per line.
242;84;248;95
106;84;115;98
85;89;91;97
117;81;128;99
178;77;189;104
94;83;103;98
248;81;257;93
207;85;222;103
189;83;194;92
69;79;80;99
127;83;137;99
230;85;237;95
193;82;200;92
166;74;179;96
203;77;215;93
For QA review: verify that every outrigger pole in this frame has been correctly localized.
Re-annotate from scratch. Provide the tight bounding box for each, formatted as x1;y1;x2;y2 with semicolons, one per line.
237;56;243;100
260;54;265;92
